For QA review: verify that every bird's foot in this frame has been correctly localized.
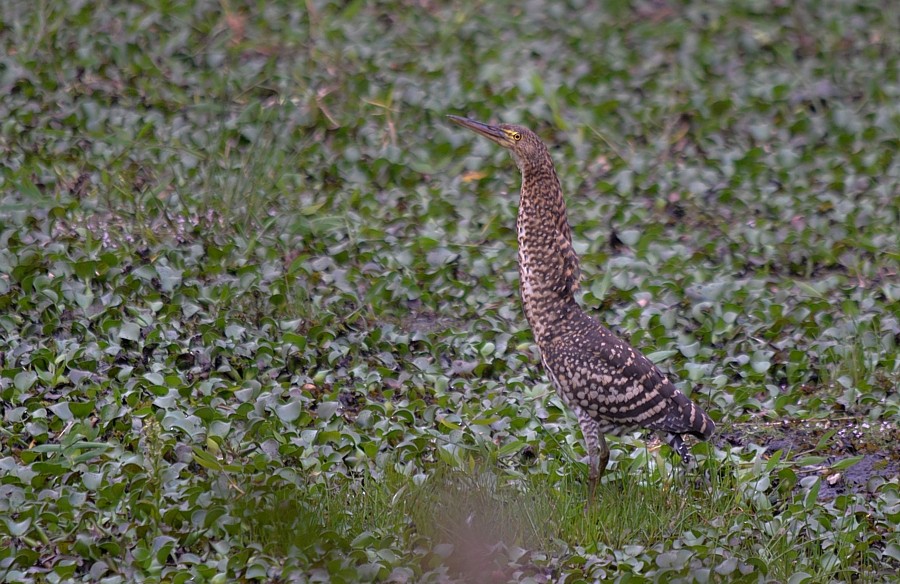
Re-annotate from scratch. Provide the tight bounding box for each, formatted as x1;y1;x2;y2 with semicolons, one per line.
668;434;693;464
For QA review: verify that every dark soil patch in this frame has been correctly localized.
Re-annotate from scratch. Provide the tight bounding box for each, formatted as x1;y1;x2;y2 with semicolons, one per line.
717;418;900;500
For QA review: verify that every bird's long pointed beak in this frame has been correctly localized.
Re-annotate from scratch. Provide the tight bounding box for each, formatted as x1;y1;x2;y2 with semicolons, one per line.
447;115;511;146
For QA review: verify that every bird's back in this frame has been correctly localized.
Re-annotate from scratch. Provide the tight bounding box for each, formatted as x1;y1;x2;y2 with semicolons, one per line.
541;308;715;440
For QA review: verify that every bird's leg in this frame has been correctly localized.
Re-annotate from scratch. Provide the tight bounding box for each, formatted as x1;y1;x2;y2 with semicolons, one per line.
591;435;610;501
577;413;607;503
667;433;692;464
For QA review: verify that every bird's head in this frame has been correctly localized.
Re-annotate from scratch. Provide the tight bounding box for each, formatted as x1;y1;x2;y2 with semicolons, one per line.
448;115;547;171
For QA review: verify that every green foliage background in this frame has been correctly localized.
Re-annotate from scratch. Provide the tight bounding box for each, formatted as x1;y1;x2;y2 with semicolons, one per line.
1;0;898;582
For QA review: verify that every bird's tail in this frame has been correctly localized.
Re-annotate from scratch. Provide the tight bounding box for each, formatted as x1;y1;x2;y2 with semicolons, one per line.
660;393;715;463
663;387;716;440
686;403;715;440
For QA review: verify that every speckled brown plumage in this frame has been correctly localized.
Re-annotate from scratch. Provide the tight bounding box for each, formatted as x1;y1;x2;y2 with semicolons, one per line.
449;115;715;494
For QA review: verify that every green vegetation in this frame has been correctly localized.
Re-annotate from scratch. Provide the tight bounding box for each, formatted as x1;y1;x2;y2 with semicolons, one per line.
1;0;898;581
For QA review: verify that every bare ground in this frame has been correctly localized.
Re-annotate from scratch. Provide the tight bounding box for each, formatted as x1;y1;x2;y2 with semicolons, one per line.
717;418;900;500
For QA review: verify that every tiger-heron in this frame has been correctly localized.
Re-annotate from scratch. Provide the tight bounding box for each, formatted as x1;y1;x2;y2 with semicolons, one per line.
449;115;715;497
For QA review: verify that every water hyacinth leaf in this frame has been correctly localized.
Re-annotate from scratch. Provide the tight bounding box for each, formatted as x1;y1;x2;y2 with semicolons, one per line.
646;350;678;363
72;260;99;280
283;332;307;349
48;402;73;420
788;573;813;584
316;401;340;421
793;281;825;299
715;557;737;575
162;412;203;438
144;372;165;386
155;265;182;292
678;341;700;358
276;401;303;423
751;360;771;374
153;536;177;564
69;401;95;418
82;471;104;490
118;322;142;342
14;371;37;392
5;517;31;537
0;0;898;580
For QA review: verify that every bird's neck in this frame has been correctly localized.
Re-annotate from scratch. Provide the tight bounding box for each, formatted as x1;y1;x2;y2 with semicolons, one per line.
515;162;582;344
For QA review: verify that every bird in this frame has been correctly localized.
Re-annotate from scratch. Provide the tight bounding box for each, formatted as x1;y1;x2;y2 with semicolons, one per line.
448;115;715;497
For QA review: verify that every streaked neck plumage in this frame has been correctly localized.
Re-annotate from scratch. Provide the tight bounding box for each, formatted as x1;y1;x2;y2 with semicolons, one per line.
514;147;582;345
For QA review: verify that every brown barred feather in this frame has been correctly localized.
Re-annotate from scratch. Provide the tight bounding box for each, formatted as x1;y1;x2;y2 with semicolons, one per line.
449;116;715;493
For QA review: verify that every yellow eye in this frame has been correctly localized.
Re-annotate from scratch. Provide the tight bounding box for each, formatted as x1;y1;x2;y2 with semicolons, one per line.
512;132;522;141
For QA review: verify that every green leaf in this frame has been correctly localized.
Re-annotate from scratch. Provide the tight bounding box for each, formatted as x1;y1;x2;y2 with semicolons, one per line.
830;455;864;471
82;472;104;490
793;280;825;299
438;417;461;431
69;401;95;418
497;440;524;457
813;429;837;451
283;332;307;349
152;535;176;564
119;322;141;342
48;402;73;420
72;260;99;280
14;370;37;391
5;517;31;537
192;447;223;471
316;401;340;420
646;350;678;363
276;401;303;423
678;342;700;358
143;372;165;386
803;478;821;510
795;456;827;466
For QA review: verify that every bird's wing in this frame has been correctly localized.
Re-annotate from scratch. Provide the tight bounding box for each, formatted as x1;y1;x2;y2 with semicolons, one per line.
605;340;715;439
545;325;714;439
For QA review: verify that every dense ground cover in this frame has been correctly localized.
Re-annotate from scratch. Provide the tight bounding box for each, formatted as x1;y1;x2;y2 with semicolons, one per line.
1;0;898;581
